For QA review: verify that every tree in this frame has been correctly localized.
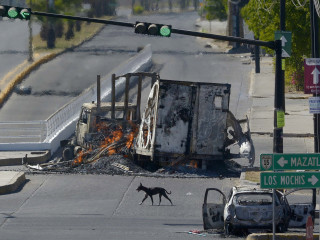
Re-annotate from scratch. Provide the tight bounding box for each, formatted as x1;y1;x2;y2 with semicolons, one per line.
84;0;117;17
204;0;227;21
241;1;311;90
27;0;83;48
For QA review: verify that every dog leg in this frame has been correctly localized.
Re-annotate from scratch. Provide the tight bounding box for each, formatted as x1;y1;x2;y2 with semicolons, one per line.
150;195;154;205
163;193;173;205
140;194;148;205
159;195;162;205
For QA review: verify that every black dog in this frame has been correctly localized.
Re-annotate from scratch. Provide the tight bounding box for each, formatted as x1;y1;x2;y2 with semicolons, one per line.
136;183;173;205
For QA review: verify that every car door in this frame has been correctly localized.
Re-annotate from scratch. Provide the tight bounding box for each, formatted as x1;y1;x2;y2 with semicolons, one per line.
284;189;315;228
202;188;226;230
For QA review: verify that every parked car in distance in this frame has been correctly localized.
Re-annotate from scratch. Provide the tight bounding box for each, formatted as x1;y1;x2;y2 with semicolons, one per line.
14;84;31;95
202;186;314;235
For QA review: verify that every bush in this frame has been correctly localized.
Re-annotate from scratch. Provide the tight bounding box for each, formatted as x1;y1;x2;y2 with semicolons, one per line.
133;5;144;15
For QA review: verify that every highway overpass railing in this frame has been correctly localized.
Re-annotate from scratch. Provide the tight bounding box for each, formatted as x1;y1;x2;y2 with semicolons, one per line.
0;44;152;153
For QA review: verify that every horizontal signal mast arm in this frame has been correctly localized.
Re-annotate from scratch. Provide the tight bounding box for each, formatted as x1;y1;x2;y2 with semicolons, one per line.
31;11;275;50
31;11;135;27
171;28;276;49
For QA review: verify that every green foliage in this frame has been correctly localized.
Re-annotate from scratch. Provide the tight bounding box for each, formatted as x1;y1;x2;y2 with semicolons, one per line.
204;0;227;21
26;0;84;47
241;1;311;91
133;5;144;15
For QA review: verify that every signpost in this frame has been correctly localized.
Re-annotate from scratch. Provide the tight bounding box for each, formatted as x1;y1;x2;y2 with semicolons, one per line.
260;153;320;171
260;153;318;238
304;58;320;94
260;171;320;189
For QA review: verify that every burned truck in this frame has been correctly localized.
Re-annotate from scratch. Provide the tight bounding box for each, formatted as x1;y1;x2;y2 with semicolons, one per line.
62;72;254;168
135;78;254;168
61;72;158;161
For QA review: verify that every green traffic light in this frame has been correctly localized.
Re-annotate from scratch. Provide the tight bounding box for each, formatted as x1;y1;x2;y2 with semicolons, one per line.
8;7;18;18
20;9;30;19
160;26;171;37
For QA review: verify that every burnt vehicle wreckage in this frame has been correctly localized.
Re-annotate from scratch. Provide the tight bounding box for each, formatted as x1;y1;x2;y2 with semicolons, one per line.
27;72;254;173
202;186;314;235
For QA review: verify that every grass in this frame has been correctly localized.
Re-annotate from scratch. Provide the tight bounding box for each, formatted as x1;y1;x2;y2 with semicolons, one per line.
245;171;260;183
32;17;111;53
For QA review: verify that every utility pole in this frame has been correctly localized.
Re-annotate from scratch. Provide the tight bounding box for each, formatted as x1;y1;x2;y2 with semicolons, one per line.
28;0;33;62
310;0;319;224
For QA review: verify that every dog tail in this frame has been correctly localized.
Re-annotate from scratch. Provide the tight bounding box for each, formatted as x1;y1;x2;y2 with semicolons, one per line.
165;190;171;194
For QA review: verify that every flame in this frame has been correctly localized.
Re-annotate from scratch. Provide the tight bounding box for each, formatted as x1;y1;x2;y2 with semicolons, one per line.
73;150;84;166
189;160;198;168
72;121;139;166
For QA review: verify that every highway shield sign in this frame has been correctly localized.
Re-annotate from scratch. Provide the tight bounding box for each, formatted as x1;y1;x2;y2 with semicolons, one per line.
260;172;320;189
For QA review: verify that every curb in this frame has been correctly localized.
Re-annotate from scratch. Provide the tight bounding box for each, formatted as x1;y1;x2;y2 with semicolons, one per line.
0;172;26;195
247;233;320;240
0;151;51;166
251;132;314;138
0;53;58;106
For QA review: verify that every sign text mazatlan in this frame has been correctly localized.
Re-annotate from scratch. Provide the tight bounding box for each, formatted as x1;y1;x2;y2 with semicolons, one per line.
260;153;320;171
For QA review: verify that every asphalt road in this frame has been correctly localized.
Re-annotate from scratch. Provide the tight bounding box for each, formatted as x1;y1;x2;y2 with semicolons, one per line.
0;174;238;240
0;11;251;121
0;19;40;84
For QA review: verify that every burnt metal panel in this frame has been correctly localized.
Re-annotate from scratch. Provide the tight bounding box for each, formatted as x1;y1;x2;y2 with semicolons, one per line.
154;82;193;154
193;84;230;155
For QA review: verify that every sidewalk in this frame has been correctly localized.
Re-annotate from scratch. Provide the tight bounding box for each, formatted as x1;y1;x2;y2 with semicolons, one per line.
250;57;313;137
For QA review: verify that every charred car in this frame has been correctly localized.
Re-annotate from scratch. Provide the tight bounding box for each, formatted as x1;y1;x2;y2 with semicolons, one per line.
202;186;314;235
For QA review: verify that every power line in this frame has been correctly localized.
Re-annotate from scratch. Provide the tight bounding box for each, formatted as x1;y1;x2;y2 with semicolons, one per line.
291;0;307;8
256;0;276;13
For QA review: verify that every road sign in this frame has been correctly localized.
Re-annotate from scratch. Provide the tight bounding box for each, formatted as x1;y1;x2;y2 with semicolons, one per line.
305;58;320;94
260;153;320;171
309;96;320;113
275;31;292;58
261;172;320;189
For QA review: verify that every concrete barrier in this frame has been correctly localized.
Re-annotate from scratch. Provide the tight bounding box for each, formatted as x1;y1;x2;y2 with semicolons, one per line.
0;44;152;155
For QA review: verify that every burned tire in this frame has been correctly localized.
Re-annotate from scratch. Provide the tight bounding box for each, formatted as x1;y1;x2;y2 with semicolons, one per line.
62;147;74;161
225;223;233;236
276;223;286;233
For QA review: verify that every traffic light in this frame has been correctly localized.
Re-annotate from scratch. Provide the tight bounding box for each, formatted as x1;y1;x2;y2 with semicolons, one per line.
134;22;171;37
0;5;31;20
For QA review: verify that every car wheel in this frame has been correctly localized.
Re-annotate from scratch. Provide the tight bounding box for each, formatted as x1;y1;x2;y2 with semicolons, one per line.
63;147;74;161
225;223;233;235
276;223;286;233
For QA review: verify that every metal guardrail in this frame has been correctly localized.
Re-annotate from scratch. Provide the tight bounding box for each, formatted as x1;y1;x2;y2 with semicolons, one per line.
0;45;152;152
